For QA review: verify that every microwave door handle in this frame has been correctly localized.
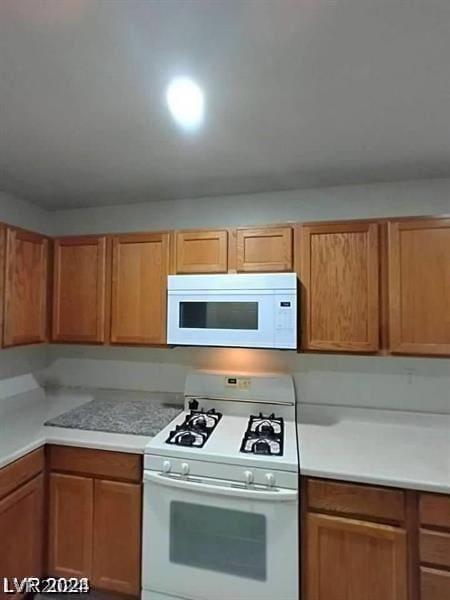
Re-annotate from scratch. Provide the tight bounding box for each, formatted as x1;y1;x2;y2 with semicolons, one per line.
144;471;298;503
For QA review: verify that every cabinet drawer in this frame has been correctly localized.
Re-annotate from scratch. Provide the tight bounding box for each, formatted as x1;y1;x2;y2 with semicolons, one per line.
421;567;450;600
307;478;405;523
0;448;45;500
420;493;450;529
420;529;450;569
48;445;142;482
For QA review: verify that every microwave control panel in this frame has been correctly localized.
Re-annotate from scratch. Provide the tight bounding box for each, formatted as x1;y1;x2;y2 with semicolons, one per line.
274;294;297;348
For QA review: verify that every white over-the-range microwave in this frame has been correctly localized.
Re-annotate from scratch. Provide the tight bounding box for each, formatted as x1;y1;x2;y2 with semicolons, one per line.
167;273;297;349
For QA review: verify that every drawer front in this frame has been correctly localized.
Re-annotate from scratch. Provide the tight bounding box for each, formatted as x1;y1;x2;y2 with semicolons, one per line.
421;567;450;600
48;445;142;482
420;493;450;529
0;448;45;500
307;478;405;523
420;529;450;569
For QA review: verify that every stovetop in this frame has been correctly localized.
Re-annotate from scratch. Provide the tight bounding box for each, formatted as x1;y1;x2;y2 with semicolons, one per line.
146;402;298;472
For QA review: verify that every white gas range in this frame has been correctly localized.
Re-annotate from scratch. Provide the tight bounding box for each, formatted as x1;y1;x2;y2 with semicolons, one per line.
142;371;299;600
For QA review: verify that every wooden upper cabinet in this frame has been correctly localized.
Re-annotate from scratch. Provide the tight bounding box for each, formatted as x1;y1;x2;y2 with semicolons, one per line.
111;233;170;344
52;236;107;343
388;218;450;356
175;230;228;273
3;227;48;347
236;226;293;272
306;513;407;600
299;221;380;352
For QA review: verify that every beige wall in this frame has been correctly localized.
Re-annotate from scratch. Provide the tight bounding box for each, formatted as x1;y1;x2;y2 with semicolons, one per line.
0;190;51;234
52;177;450;235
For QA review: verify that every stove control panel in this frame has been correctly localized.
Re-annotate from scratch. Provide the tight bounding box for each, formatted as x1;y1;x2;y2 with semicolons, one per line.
145;455;297;489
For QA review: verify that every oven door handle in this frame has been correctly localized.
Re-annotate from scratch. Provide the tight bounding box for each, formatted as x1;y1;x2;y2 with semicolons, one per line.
144;471;298;502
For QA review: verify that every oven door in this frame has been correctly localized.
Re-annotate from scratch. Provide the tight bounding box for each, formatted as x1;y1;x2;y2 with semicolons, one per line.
142;470;299;600
167;290;276;348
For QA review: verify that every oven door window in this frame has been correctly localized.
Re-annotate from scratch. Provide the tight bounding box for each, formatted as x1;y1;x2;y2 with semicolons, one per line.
170;501;266;581
179;301;258;330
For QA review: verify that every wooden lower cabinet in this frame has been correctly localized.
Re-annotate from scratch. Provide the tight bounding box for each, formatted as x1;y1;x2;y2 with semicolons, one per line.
306;513;408;600
47;448;142;597
0;473;44;600
48;473;93;578
92;480;141;596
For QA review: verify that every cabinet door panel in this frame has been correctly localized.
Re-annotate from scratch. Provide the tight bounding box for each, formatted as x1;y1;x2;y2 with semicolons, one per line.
92;480;141;596
0;474;44;600
3;228;48;346
388;218;450;355
175;230;228;273
300;221;379;352
307;513;407;600
236;227;292;272
48;473;93;578
421;567;450;600
52;236;107;342
111;233;169;344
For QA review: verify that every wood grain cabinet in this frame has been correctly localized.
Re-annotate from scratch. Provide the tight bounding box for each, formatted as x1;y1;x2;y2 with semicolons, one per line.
306;513;407;600
47;446;142;597
52;236;108;343
48;473;93;578
111;232;170;344
304;478;408;600
299;221;380;352
236;226;293;272
92;480;141;596
175;230;228;273
3;227;48;347
0;449;45;600
419;493;450;600
388;218;450;356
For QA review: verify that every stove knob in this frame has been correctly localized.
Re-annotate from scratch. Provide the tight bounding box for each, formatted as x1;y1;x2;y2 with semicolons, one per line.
162;460;171;473
244;470;254;485
265;473;276;487
181;462;190;476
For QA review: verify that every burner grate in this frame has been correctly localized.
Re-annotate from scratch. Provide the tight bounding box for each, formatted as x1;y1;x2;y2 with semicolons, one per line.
166;408;222;448
240;413;284;456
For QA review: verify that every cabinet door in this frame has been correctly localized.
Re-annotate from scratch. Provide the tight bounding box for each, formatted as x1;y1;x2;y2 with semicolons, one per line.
175;230;228;273
0;474;44;600
92;480;141;596
388;218;450;356
3;228;48;347
48;473;93;578
421;567;450;600
52;236;107;342
236;227;293;272
111;233;170;344
300;221;380;352
307;513;407;600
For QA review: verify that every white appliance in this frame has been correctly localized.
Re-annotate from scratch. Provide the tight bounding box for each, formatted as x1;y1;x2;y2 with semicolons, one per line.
142;371;299;600
167;273;297;349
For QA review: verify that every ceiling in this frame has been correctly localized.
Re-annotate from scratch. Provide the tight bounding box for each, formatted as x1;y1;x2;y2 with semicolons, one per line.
1;0;450;210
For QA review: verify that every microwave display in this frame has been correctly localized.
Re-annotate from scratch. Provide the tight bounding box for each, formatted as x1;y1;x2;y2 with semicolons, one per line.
179;301;258;330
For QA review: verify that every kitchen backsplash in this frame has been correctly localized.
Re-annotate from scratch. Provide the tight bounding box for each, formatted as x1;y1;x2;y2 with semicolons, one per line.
39;345;450;415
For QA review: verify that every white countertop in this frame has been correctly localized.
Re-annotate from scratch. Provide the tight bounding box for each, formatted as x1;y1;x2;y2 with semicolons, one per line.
298;404;450;494
0;389;152;470
0;388;449;494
